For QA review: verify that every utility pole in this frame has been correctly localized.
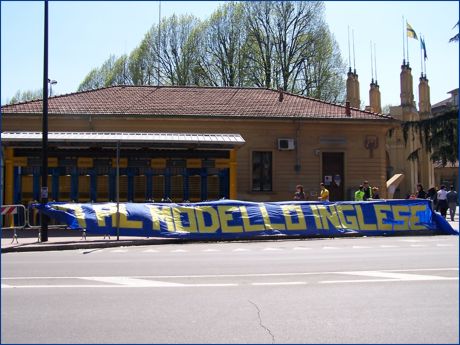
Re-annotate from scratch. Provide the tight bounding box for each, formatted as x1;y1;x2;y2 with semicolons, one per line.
41;0;49;242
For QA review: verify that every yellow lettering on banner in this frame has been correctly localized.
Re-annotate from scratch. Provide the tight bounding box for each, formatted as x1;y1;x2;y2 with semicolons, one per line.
92;204;117;227
146;205;175;231
172;207;198;233
195;206;220;233
111;204;143;229
409;205;427;230
317;205;342;229
374;205;393;231
240;206;265;232
281;205;307;231
336;204;359;229
310;205;324;229
392;205;411;230
54;204;87;228
258;205;286;230
355;205;377;230
218;206;243;233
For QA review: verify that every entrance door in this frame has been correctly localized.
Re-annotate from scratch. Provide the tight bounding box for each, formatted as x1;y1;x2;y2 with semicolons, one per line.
322;152;344;201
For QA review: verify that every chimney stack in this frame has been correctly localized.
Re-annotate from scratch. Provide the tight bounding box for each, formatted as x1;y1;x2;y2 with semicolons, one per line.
278;88;284;102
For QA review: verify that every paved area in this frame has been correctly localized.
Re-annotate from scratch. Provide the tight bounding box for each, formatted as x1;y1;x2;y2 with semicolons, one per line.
2;210;458;253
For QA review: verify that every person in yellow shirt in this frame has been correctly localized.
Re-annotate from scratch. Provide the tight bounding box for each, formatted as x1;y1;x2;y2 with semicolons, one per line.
318;183;329;201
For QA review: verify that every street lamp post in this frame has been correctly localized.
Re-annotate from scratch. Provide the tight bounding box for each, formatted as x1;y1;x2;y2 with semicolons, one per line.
41;0;49;242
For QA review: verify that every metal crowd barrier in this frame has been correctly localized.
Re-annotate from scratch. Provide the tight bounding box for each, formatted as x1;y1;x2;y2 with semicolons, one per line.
2;204;71;243
1;204;28;244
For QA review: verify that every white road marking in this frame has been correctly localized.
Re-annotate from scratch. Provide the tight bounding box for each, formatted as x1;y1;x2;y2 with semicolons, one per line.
352;246;372;249
170;249;188;253
142;249;159;253
81;277;184;287
263;247;283;251
110;249;128;253
379;245;399;248
437;244;455;247
320;270;459;284
1;284;12;289
292;247;311;251
202;249;220;252
251;282;307;286
233;248;250;252
322;246;339;250
409;244;427;247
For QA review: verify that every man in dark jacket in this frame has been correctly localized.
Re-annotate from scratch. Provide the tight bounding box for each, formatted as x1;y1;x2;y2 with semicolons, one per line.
362;181;372;201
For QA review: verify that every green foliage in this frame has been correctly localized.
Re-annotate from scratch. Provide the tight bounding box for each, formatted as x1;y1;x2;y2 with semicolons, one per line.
402;108;458;166
8;88;43;104
77;1;345;102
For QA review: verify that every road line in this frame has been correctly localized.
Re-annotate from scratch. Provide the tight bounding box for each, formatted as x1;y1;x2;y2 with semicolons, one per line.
202;249;220;252
3;268;458;281
110;249;128;253
379;245;399;248
263;247;283;251
142;249;159;253
170;249;188;253
233;248;250;252
320;277;458;284
352;246;372;249
322;246;339;250
292;247;311;250
251;282;307;286
436;244;455;247
80;277;185;287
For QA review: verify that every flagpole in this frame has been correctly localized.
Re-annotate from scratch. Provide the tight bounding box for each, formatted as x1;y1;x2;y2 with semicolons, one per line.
406;20;409;65
420;33;423;77
402;16;406;65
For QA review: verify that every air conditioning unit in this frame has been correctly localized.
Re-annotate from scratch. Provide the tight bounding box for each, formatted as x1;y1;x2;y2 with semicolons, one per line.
278;138;295;150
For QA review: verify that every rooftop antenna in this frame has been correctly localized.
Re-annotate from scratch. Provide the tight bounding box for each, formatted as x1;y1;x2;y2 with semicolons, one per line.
347;26;352;72
374;42;378;84
370;40;374;83
402;16;406;65
352;29;356;73
157;0;161;86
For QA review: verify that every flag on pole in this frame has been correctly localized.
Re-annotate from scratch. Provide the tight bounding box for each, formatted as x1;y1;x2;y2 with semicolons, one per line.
421;37;427;60
406;22;418;40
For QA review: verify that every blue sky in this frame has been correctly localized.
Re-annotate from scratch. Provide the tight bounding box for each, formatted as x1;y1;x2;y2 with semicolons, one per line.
1;1;459;109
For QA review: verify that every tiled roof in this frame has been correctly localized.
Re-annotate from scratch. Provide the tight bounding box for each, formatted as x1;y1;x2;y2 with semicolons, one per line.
1;85;393;121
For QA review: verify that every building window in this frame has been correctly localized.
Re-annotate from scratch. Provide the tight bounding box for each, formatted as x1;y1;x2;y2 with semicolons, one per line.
252;151;272;192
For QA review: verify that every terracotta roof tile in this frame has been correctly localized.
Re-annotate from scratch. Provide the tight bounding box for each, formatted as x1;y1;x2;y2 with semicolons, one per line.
1;85;393;121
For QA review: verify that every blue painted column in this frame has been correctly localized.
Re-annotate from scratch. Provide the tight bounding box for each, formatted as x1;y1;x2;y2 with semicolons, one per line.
52;168;59;201
146;171;153;201
13;167;21;204
127;169;134;202
201;168;208;201
70;167;79;201
164;168;171;200
108;169;116;201
33;168;40;202
183;169;189;202
90;170;97;202
219;169;229;199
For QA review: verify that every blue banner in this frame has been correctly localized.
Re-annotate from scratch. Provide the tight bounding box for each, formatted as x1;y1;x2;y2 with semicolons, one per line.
34;199;458;238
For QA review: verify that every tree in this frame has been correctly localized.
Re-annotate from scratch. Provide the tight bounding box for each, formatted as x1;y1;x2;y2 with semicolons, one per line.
403;108;458;166
8;89;43;104
198;2;248;87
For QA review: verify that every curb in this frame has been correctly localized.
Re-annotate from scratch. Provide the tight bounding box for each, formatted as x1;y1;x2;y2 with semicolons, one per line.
1;231;443;253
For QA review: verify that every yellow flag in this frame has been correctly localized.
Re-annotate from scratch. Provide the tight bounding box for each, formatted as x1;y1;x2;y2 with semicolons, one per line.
406;22;418;40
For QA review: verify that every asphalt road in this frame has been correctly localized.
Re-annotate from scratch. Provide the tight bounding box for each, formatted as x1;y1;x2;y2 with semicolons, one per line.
2;236;459;344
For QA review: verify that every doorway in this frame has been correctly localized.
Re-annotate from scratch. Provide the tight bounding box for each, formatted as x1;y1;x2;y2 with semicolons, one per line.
322;152;344;201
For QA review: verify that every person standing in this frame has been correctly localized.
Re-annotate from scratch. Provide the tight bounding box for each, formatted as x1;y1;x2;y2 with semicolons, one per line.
354;185;365;201
362;180;372;201
415;184;427;199
371;187;380;199
318;183;329;201
294;185;306;201
437;185;449;219
447;185;458;221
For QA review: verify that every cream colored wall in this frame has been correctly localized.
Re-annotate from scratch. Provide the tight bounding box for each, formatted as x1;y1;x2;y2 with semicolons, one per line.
3;115;391;201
